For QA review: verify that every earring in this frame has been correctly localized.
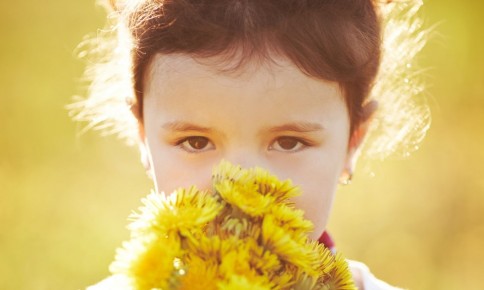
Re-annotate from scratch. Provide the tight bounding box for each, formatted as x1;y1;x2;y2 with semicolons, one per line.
339;171;353;185
140;153;154;180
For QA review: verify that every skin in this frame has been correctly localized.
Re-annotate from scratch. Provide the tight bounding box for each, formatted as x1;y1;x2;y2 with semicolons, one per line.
140;53;371;241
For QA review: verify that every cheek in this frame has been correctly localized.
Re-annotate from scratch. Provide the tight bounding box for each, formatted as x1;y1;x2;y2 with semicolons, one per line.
143;118;215;193
146;140;215;194
290;165;339;238
280;147;347;238
155;157;215;194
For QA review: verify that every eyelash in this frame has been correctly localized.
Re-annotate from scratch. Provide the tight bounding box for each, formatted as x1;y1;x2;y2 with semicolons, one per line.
268;136;312;153
175;136;215;153
174;136;313;154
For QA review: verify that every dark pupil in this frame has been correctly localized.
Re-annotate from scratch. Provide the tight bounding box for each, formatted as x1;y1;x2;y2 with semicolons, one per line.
188;137;208;149
278;137;298;150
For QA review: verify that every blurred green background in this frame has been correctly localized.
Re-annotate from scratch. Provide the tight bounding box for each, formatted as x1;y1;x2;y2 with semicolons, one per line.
1;1;483;289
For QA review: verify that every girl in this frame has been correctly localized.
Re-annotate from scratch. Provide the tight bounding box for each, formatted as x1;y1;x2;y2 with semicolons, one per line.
73;0;428;289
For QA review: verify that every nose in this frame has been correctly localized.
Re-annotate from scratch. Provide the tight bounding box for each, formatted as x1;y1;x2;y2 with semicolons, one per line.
222;148;268;170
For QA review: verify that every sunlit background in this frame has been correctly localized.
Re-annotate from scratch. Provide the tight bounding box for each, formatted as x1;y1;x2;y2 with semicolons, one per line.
1;1;483;289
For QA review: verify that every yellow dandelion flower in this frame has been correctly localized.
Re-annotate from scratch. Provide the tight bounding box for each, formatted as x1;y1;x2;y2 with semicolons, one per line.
219;246;252;278
109;234;181;290
212;160;253;185
293;272;319;290
244;238;282;275
128;187;223;237
261;214;316;276
307;240;335;276
270;271;295;290
217;238;281;288
214;179;274;217
320;253;356;290
212;161;300;205
252;167;301;202
217;274;272;290
186;235;236;264
219;216;261;239
179;255;220;290
100;160;356;290
270;204;314;241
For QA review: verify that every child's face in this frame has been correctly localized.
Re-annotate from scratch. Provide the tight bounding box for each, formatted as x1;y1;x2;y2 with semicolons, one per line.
141;54;353;239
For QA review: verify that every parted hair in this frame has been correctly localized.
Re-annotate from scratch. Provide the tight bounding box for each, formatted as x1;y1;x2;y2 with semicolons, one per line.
72;0;429;158
125;0;381;134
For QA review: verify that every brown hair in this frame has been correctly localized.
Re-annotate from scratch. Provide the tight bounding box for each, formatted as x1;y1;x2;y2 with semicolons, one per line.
126;0;381;134
72;0;428;158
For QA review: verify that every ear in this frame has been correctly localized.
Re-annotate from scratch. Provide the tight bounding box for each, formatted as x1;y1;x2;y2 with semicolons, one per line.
137;122;154;179
340;100;378;183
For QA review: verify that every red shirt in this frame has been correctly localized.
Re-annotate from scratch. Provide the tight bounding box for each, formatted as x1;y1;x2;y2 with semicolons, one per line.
318;231;336;253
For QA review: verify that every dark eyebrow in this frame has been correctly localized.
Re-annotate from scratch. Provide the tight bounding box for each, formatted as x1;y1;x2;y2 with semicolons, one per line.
268;122;324;133
162;121;213;133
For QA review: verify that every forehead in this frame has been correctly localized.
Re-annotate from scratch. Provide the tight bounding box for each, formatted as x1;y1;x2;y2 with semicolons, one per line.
143;54;349;133
144;53;343;100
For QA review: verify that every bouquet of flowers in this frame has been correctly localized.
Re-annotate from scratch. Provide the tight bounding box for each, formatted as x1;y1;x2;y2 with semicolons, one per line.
98;161;355;290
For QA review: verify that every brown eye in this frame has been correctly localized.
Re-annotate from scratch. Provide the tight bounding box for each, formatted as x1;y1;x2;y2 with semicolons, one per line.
270;137;307;152
187;136;209;149
277;137;299;150
178;136;215;153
